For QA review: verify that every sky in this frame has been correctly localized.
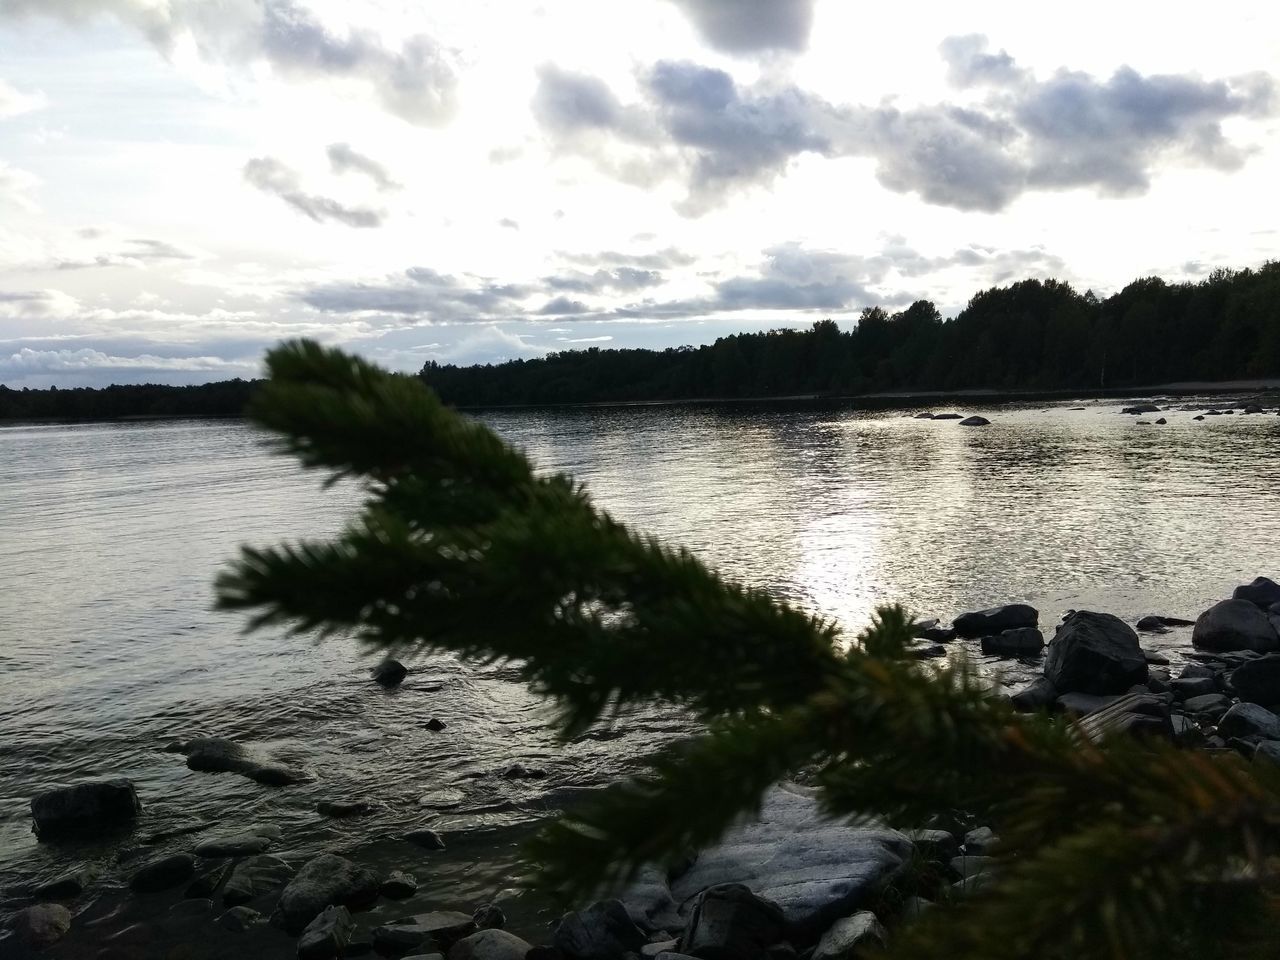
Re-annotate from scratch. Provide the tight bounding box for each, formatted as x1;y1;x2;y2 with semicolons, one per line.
0;0;1277;388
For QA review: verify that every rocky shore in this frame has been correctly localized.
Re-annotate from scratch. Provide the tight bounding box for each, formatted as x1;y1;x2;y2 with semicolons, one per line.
6;577;1280;960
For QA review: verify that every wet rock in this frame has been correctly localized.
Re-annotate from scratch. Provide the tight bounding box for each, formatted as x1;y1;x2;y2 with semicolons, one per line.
406;827;446;849
1010;677;1058;712
1183;693;1231;717
195;827;279;858
1170;677;1217;700
375;912;477;953
964;826;997;855
1254;741;1280;764
917;624;957;643
958;416;990;427
449;929;534;960
381;870;418;900
30;778;142;836
34;866;96;900
907;642;946;660
1192;600;1280;653
1044;611;1148;695
168;898;214;919
1056;692;1120;716
1218;703;1280;741
953;604;1038;639
224;854;295;906
1179;663;1216;680
216;905;264;933
501;763;547;780
426;718;448;732
177;737;307;786
677;885;784;960
1122;403;1161;414
274;853;380;934
980;627;1044;657
317;799;375;818
186;859;232;899
950;856;993;881
13;903;72;948
812;911;886;960
372;659;408;688
1230;655;1280;706
1155;418;1168;424
554;899;646;960
616;865;682;933
904;828;958;860
1194;415;1205;420
1234;577;1280;609
1144;650;1171;665
298;905;354;960
1170;715;1202;744
932;412;964;419
472;903;505;930
1136;615;1194;631
668;784;910;938
129;853;195;893
643;940;680;957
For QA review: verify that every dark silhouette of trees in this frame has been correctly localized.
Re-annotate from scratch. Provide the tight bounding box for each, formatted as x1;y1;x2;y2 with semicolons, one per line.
0;379;259;421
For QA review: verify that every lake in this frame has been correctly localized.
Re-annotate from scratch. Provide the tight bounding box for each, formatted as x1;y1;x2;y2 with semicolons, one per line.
2;398;1280;918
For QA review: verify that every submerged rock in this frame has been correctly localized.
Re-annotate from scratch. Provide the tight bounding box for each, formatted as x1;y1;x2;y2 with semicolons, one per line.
317;799;375;818
371;659;408;688
223;854;294;906
677;885;784;960
194;826;279;858
958;416;990;427
1136;615;1194;631
472;903;506;930
1193;600;1280;653
1010;677;1058;712
406;827;446;849
952;604;1038;639
30;778;142;836
980;627;1044;658
129;853;195;893
381;870;418;900
1044;611;1147;695
177;737;306;786
34;866;97;900
274;853;380;934
13;903;73;948
216;905;264;933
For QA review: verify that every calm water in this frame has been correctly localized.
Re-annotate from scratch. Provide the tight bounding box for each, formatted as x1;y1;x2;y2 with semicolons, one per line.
2;399;1280;910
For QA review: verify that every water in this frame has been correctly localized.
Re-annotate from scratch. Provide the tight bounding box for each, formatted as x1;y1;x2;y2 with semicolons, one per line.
2;400;1279;928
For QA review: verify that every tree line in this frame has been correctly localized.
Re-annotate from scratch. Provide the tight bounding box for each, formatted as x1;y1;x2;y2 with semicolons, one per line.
421;262;1280;405
0;379;259;421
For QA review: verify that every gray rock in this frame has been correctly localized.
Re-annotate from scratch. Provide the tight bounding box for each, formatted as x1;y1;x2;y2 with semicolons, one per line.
1192;600;1280;653
12;903;72;947
195;827;278;858
33;867;96;900
372;659;408;687
677;884;785;960
298;905;354;960
377;912;478;953
472;903;505;930
1010;677;1058;712
958;416;990;427
904;828;958;860
317;799;375;818
950;856;993;880
980;627;1044;658
448;929;534;960
1170;715;1202;743
668;784;910;938
129;853;195;893
406;827;446;849
917;625;957;643
425;718;447;732
1230;655;1280;706
964;826;997;855
812;911;886;960
1179;663;1216;680
216;905;264;933
500;763;547;780
168;898;214;919
178;737;306;786
30;778;142;836
555;899;646;960
953;604;1038;639
931;412;964;419
1183;693;1231;717
274;853;381;934
642;940;680;957
1122;403;1161;414
616;865;682;933
381;870;418;900
1254;741;1280;764
1233;577;1280;608
1170;677;1217;700
224;854;294;906
1137;615;1194;631
1218;703;1280;740
186;859;232;899
1044;611;1148;694
1056;692;1119;716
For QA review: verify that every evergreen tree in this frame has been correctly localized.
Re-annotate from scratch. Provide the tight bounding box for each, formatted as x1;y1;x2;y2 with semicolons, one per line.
218;340;1280;960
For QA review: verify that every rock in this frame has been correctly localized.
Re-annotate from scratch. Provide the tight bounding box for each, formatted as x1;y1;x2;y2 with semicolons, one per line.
1170;715;1202;744
129;853;195;893
1183;693;1231;717
950;856;993;880
186;859;232;899
811;911;886;960
378;912;478;952
964;826;997;855
958;416;990;427
372;659;408;687
1135;420;1151;425
932;412;964;419
34;867;96;900
316;799;375;818
1144;650;1171;665
616;864;682;933
980;627;1044;658
168;898;214;919
1254;741;1280;764
426;718;447;732
1194;415;1205;420
13;903;72;948
904;828;958;860
381;870;418;900
1179;663;1216;680
406;827;446;849
217;905;265;933
917;625;957;643
1010;677;1058;712
1244;404;1264;414
1218;703;1280;740
449;929;534;960
1155;418;1167;425
30;778;142;836
1170;677;1217;700
953;604;1038;639
1192;600;1280;653
668;784;910;938
1230;655;1280;706
274;853;381;934
1137;615;1194;631
1233;577;1280;609
178;737;306;786
224;854;294;906
472;903;505;930
555;899;646;960
501;763;547;780
676;885;784;960
1044;611;1148;695
1122;403;1161;414
195;827;278;858
907;642;947;660
298;905;354;960
643;941;680;957
1056;692;1120;716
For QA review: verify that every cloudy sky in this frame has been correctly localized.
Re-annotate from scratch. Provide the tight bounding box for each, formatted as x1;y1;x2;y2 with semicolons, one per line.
1;0;1277;387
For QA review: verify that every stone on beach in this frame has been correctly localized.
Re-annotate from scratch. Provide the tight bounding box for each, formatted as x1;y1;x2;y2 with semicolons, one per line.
811;911;886;960
980;627;1044;657
1233;576;1280;609
12;903;72;948
222;854;294;906
1230;655;1280;706
1192;599;1280;653
554;899;647;960
273;853;380;934
298;905;354;960
958;416;990;426
372;658;408;687
176;737;307;786
1010;677;1058;712
1217;703;1280;741
129;853;195;893
1043;611;1147;695
194;826;280;858
449;929;534;960
381;870;418;899
952;603;1038;639
375;911;478;953
30;778;142;836
676;885;785;960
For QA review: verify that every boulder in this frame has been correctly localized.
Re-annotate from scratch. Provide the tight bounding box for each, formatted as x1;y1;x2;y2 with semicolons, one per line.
917;625;956;643
980;627;1044;658
1155;418;1168;425
1122;403;1161;414
677;885;785;960
381;870;418;900
317;799;375;818
1179;663;1216;680
1254;741;1280;765
1218;703;1280;741
426;718;448;732
186;860;232;899
449;929;534;960
953;604;1038;639
195;827;278;858
1182;693;1231;717
472;903;505;930
964;827;997;855
1136;615;1195;631
217;905;265;933
1056;692;1119;716
950;856;993;881
298;905;354;960
932;413;964;419
1192;600;1280;653
129;853;195;893
30;778;142;836
811;912;886;960
668;784;910;938
12;903;72;948
177;737;306;786
34;867;96;900
958;416;990;427
1170;677;1217;700
1230;655;1280;706
1010;677;1058;712
372;659;408;687
274;853;381;934
223;854;294;906
1043;611;1147;695
554;899;646;960
616;864;682;933
376;912;477;953
1233;577;1280;609
904;828;958;861
406;827;446;849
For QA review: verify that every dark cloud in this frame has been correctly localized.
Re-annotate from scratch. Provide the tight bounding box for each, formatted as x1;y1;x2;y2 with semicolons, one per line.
327;143;400;191
2;0;457;126
559;246;697;270
544;267;664;294
537;296;590;316
535;42;1277;214
54;238;195;270
244;156;384;228
665;0;815;54
299;266;531;321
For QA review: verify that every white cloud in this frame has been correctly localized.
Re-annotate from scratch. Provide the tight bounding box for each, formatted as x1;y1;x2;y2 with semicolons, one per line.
0;77;46;118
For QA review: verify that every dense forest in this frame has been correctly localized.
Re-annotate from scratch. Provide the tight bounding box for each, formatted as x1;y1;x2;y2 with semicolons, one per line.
421;263;1280;406
0;378;258;421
